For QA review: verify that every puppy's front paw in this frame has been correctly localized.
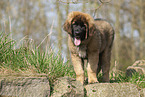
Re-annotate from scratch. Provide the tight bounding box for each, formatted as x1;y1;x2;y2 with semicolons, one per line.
79;50;87;58
77;45;87;58
88;76;99;84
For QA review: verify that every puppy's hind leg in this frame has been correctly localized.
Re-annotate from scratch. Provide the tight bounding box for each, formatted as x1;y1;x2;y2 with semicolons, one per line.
100;48;111;82
87;51;99;84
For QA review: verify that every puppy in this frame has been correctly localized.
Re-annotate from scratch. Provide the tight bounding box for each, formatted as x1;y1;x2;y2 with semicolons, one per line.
63;11;114;84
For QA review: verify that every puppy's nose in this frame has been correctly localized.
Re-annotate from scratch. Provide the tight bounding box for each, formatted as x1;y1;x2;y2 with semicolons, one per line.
75;31;80;35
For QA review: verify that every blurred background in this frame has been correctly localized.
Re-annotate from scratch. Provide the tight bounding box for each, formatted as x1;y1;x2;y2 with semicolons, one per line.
0;0;145;71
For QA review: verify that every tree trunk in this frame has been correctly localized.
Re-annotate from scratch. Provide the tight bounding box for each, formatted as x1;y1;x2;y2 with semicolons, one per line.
65;0;71;64
56;1;63;56
139;0;144;59
114;0;121;64
82;0;86;12
131;1;135;62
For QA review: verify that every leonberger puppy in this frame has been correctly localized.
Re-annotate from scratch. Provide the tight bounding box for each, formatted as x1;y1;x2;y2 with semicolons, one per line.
63;11;114;84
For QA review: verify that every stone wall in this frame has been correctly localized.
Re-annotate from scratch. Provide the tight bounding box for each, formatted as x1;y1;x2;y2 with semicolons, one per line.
0;77;50;97
1;60;145;97
0;76;144;97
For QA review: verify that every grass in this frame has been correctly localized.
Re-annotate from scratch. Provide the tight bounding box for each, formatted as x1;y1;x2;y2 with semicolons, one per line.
0;31;145;89
110;71;145;88
0;31;75;83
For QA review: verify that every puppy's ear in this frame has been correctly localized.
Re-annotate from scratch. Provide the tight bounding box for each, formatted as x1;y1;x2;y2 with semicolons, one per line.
84;23;89;39
85;23;97;39
63;20;72;35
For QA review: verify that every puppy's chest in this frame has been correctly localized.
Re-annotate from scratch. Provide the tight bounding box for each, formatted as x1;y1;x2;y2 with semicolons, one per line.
76;45;87;58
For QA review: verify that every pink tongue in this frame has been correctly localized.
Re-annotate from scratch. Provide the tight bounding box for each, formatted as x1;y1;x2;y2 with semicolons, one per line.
74;38;81;46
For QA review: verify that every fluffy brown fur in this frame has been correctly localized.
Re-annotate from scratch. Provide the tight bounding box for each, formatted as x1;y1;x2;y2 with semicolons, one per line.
63;11;114;84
